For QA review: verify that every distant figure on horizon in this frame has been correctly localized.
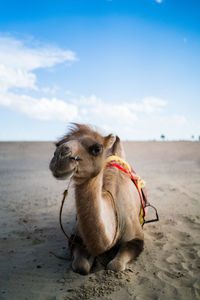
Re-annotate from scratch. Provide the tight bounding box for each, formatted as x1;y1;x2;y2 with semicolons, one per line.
160;134;165;141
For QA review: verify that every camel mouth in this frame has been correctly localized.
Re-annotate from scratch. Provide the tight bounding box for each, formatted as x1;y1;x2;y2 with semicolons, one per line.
49;150;80;180
52;166;77;180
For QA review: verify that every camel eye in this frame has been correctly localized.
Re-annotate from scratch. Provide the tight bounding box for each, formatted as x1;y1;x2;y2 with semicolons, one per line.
89;143;103;156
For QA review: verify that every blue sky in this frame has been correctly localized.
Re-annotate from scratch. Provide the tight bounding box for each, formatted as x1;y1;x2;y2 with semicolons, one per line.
0;0;200;141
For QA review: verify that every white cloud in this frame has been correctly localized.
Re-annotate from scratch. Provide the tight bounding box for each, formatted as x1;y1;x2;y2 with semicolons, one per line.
0;64;36;92
0;36;76;70
155;0;163;3
71;95;166;115
129;97;167;113
69;94;167;131
41;86;59;95
71;94;137;126
0;35;78;121
0;36;77;92
0;88;167;123
0;90;167;125
0;92;77;121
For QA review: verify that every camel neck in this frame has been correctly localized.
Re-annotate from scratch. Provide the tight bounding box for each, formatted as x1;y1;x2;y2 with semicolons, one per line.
74;170;116;256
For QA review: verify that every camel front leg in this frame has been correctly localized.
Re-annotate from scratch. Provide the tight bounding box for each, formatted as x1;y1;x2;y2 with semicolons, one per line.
69;227;95;275
71;244;94;275
106;239;144;272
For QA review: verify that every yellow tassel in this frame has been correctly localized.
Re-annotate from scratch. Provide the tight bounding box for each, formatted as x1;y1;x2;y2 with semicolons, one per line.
106;155;132;172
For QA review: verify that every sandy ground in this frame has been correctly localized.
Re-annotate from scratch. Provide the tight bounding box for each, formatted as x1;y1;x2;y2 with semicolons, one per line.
0;141;200;300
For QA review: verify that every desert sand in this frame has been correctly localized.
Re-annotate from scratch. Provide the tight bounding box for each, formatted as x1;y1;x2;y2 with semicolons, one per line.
0;141;200;300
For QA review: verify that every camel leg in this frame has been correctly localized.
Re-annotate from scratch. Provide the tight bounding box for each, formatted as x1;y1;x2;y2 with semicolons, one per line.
69;226;95;275
71;244;94;275
106;239;144;272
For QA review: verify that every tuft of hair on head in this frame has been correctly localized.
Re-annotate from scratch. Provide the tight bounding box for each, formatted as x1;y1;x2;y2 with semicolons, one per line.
55;123;104;147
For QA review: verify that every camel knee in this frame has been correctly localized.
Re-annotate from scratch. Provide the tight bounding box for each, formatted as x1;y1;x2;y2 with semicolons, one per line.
106;239;144;272
72;247;94;275
107;258;126;272
72;256;91;275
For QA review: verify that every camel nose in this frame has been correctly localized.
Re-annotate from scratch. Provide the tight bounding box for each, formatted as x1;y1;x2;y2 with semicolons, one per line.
59;145;71;159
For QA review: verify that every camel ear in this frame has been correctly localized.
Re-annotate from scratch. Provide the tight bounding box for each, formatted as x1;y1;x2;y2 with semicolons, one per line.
104;134;116;149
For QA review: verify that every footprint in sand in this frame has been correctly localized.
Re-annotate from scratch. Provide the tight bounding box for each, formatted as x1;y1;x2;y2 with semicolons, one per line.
183;215;200;227
32;238;45;245
184;249;197;260
163;218;177;226
171;230;190;241
166;253;182;264
147;230;164;241
157;270;193;287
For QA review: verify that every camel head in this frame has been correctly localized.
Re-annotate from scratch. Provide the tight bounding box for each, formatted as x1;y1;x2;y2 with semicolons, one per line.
49;123;116;183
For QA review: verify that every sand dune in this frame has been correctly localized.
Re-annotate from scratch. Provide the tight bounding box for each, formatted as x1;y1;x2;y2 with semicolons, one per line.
0;141;200;300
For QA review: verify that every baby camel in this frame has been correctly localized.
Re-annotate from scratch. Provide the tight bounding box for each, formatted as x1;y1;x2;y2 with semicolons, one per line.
50;123;144;274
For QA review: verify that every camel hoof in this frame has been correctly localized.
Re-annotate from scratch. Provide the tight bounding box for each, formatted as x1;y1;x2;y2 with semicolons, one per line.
106;259;126;272
72;259;91;275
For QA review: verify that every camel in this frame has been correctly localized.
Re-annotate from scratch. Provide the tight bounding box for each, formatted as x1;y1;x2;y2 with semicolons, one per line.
49;123;145;274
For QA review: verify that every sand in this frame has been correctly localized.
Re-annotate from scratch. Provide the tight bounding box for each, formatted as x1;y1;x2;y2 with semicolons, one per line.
0;141;200;300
